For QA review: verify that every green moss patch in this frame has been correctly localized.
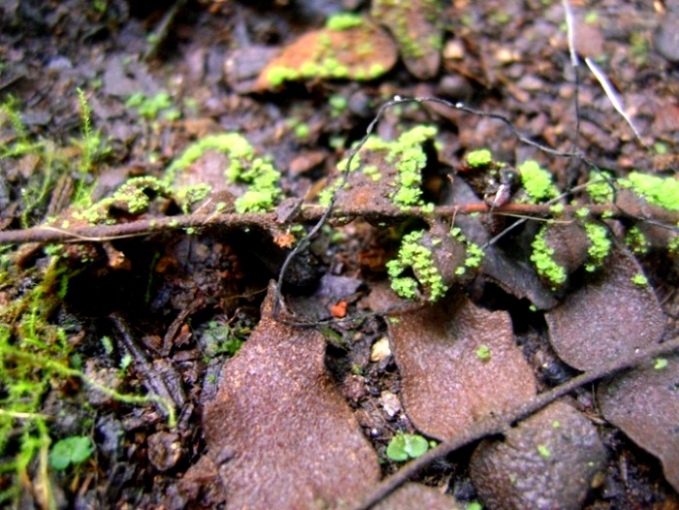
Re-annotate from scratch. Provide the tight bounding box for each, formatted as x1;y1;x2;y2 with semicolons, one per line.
519;160;559;202
620;172;679;211
167;133;282;214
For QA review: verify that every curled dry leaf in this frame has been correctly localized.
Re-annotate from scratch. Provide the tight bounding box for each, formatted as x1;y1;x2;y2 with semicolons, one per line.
545;245;666;371
373;482;463;510
598;354;679;492
254;20;397;91
470;401;607;510
201;283;380;509
370;284;536;440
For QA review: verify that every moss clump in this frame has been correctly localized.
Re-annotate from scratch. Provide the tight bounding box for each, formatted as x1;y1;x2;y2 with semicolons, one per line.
167;133;281;214
621;172;679;211
386;230;448;302
386;126;437;209
625;225;649;255
586;172;615;204
530;225;567;288
325;12;364;31
518;160;559;202
450;227;484;276
584;222;611;272
331;125;437;210
74;176;173;224
466;149;493;168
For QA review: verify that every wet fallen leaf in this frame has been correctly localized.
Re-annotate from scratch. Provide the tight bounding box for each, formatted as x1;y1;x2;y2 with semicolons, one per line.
201;283;380;509
373;482;463;510
598;354;679;492
254;20;397;91
545;246;666;371
470;401;607;510
370;285;536;440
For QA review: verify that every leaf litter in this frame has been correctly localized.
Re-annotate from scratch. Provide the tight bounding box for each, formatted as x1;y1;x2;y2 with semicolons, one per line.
198;283;380;509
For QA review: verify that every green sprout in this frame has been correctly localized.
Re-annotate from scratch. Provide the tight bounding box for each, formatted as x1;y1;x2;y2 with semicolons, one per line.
386;432;429;462
518;160;559;202
620;172;679;211
584;222;611;272
49;436;93;470
466;149;493;168
530;226;567;288
386;230;448;302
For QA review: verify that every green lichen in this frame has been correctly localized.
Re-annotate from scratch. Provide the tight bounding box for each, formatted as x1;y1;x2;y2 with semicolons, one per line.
476;344;491;361
451;227;484;275
387;230;448;302
167;133;281;214
620;172;679;211
537;445;552;459
75;176;172;224
332;125;437;210
531;226;567;288
466;149;493;168
576;207;590;218
586;172;615;204
518;160;559;202
625;225;649;255
325;12;364;31
631;273;648;286
388;126;437;209
584;222;611;272
265;66;300;87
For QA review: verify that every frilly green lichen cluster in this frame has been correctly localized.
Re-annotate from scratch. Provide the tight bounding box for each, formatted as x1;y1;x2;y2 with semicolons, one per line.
584;222;611;272
325;125;437;209
530;225;567;289
450;226;484;276
621;172;679;211
167;133;282;214
518;160;559;202
386;230;448;302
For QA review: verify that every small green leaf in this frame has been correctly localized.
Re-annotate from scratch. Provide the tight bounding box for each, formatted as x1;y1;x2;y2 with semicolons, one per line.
386;434;409;461
50;436;93;470
386;433;429;462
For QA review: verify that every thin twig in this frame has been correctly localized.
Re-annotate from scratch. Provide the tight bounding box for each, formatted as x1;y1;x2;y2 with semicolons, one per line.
353;335;679;510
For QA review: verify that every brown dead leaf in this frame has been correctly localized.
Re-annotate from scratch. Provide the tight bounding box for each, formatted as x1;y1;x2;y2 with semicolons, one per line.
374;482;463;510
370;285;536;440
598;354;679;492
470;401;607;510
372;0;443;79
254;21;397;91
202;282;380;509
545;246;666;371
